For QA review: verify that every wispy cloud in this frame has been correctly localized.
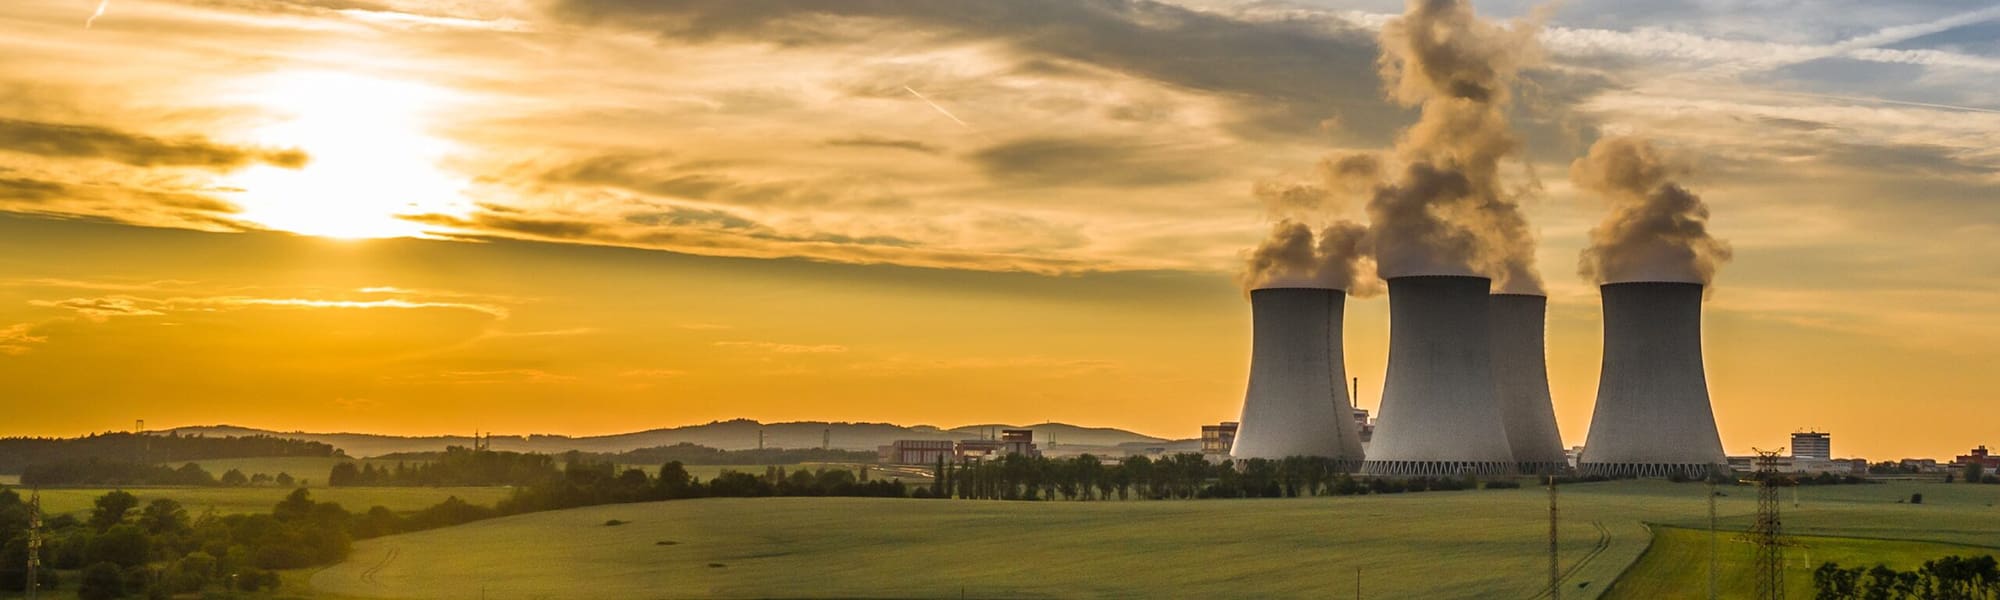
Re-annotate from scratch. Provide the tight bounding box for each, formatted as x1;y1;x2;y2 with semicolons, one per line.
0;322;46;356
714;341;850;354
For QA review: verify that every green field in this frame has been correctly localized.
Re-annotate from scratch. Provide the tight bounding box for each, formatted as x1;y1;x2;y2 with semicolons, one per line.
1604;526;2000;599
31;485;517;517
307;481;2000;599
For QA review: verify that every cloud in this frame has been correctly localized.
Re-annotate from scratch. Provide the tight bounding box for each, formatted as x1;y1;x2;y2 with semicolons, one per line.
966;136;1219;188
0;118;307;171
28;296;166;321
714;341;849;354
823;136;943;155
28;293;510;320
0;322;46;356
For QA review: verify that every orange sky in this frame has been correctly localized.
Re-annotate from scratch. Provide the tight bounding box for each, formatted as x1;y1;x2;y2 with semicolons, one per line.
0;0;1995;460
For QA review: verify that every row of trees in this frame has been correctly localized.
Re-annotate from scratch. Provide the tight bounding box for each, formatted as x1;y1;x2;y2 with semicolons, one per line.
329;446;560;487
1813;556;2000;599
0;432;337;474
927;454;1549;501
20;458;299;488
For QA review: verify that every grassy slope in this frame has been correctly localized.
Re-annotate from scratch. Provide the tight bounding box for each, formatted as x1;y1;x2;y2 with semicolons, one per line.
1604;527;2000;599
307;481;2000;600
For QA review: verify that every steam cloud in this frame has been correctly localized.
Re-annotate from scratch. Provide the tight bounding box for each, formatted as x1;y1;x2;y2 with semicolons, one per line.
1571;136;1732;286
1365;0;1546;294
1241;220;1380;295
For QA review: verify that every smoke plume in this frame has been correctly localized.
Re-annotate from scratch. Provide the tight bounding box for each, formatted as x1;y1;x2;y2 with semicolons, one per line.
1571;136;1732;285
1366;0;1547;294
1241;220;1381;295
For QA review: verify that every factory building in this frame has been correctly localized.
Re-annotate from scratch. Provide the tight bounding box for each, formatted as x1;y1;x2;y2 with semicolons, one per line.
1792;431;1831;461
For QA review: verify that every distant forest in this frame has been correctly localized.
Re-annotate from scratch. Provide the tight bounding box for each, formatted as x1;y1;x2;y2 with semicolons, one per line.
374;442;877;467
0;432;338;474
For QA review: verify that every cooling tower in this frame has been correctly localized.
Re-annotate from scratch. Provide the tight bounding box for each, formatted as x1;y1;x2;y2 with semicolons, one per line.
1577;282;1726;478
1490;294;1568;474
1361;276;1517;476
1230;287;1367;467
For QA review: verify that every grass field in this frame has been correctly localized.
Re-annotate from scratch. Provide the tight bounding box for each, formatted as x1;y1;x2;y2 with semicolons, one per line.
307;480;2000;600
31;485;517;517
1603;526;2000;599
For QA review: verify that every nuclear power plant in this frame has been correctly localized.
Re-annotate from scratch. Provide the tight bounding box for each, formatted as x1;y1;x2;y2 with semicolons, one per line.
1577;282;1727;478
1490;294;1568;474
1361;276;1517;476
1225;278;1727;478
1229;287;1367;466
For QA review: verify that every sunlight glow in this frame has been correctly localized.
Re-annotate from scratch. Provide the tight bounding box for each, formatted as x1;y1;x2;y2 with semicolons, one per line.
221;71;473;239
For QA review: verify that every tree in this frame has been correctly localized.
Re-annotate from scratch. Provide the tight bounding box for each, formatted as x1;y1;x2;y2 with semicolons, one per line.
77;562;125;600
1966;462;1986;485
87;525;151;568
328;462;360;487
89;490;139;531
220;468;249;487
275;472;295;486
138;498;188;535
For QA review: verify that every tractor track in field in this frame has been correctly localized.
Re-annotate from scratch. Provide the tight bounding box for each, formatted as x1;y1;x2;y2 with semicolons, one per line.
1528;519;1614;599
360;546;400;586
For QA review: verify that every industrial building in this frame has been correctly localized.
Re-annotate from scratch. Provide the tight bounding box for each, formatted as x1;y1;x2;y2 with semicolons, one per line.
1955;446;1998;470
1229;287;1367;467
1362;276;1517;476
1201;422;1239;456
1490;293;1568;474
1792;431;1831;461
1577;282;1727;478
878;432;1041;465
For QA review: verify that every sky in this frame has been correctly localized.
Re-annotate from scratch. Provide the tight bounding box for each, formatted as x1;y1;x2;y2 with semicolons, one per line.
0;0;1995;460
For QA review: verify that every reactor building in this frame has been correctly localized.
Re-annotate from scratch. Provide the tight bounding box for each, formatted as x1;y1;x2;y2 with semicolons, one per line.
1577;282;1727;478
1229;287;1368;467
1361;276;1517;476
1490;293;1569;474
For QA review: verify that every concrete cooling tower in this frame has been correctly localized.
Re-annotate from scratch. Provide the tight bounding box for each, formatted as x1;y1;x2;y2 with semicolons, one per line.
1230;287;1367;467
1490;294;1568;474
1362;276;1517;476
1578;282;1726;478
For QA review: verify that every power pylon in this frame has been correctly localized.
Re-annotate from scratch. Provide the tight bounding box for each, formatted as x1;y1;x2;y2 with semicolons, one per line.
1750;447;1786;600
25;489;41;600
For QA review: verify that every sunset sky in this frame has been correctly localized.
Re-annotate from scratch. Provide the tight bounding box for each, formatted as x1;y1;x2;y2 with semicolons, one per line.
1;0;1995;460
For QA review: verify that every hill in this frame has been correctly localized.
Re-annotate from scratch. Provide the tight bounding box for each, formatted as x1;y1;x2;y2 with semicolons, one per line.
164;420;1176;458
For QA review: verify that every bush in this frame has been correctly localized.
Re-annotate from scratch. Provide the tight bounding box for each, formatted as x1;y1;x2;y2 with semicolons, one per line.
77;562;125;600
1484;480;1522;489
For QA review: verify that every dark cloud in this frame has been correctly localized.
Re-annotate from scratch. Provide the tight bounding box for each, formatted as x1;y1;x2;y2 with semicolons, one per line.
966;136;1217;187
541;154;910;210
823;136;942;155
0;118;307;171
0;178;67;202
545;0;1416;142
624;206;759;230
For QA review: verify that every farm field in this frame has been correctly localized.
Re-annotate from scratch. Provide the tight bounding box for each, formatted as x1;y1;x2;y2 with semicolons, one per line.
309;480;2000;599
1603;526;2000;599
31;485;516;517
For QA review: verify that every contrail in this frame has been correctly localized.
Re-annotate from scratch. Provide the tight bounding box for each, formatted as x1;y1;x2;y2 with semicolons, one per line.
85;0;108;28
903;86;970;128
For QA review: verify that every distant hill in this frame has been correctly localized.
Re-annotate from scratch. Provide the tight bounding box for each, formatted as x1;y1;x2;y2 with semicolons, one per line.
163;420;1180;458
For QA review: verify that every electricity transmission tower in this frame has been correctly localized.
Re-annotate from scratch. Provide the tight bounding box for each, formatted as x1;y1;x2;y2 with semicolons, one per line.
1750;448;1786;600
25;489;41;600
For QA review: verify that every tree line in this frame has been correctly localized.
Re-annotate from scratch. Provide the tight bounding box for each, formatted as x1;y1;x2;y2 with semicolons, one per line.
329;446;560;487
19;458;301;488
923;453;1554;501
0;432;337;474
1812;556;2000;599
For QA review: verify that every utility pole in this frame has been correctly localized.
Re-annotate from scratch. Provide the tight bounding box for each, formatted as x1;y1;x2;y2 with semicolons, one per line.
823;428;830;451
1750;448;1786;600
1355;566;1361;599
758;429;765;451
1709;477;1719;600
25;489;41;600
1548;475;1560;600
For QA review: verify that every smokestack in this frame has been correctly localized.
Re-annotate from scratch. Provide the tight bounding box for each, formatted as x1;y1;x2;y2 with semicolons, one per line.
1490;293;1567;474
1362;275;1516;476
1230;287;1367;466
1578;282;1726;478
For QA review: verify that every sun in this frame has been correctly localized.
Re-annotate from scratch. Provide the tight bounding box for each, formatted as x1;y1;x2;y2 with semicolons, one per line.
220;71;474;239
